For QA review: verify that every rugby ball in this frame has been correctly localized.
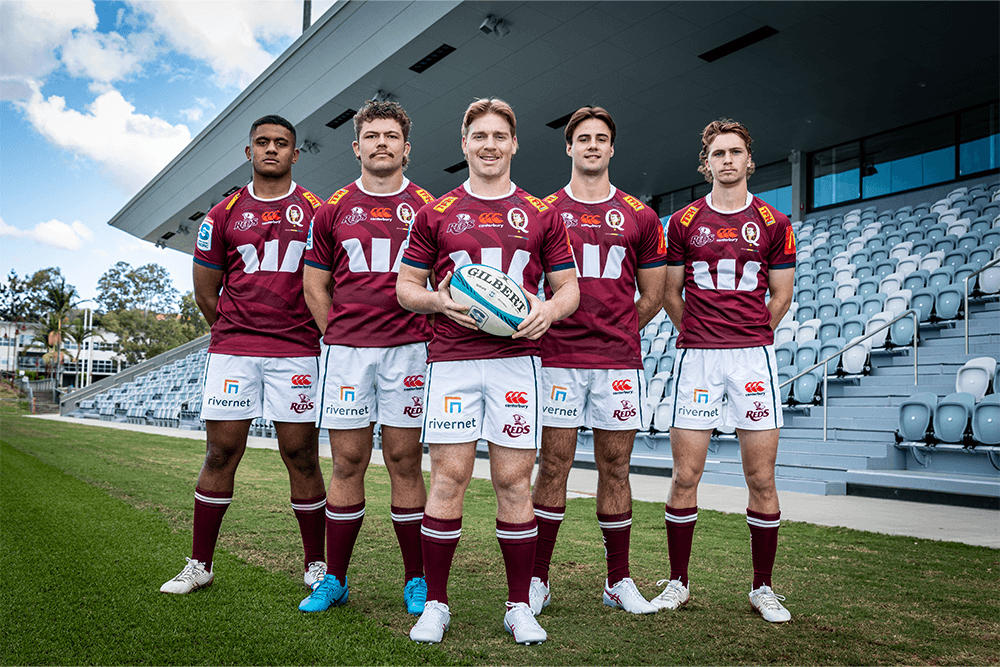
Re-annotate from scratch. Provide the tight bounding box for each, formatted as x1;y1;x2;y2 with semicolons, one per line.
449;264;530;337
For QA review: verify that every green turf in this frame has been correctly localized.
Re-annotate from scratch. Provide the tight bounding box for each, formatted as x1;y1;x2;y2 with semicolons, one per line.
2;406;998;665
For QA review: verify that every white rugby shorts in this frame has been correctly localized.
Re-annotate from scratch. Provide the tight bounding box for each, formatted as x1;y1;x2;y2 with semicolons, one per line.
541;367;645;430
316;342;427;430
422;356;542;450
201;353;319;423
669;346;783;431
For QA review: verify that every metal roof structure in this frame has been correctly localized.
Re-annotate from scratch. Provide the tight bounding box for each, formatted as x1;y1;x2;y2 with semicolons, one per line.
109;1;999;254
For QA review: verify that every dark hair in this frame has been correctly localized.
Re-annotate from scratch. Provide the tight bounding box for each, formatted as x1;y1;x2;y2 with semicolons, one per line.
250;114;296;144
698;118;755;182
564;106;616;146
353;100;412;168
462;98;516;137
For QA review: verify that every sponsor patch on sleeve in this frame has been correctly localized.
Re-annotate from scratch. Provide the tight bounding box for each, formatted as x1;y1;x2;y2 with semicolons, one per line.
543;193;559;205
785;227;796;255
327;188;350;205
433;196;458;213
303;191;322;209
225;192;241;210
759;205;776;226
197;217;213;252
415;188;434;204
524;195;548;212
623;194;646;211
679;205;698;227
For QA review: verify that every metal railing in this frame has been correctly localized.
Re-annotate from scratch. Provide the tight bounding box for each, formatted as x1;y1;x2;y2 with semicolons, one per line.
779;308;919;441
964;255;1000;353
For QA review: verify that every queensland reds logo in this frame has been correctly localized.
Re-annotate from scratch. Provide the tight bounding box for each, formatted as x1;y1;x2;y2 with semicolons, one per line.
291;374;312;387
290;393;314;414
746;401;770;422
691;225;715;247
261;210;281;224
605;209;625;230
403;375;424;389
403;396;423;418
396;203;414;228
613;400;637;422
561;212;578;228
611;379;632;393
479;212;504;227
343;206;367;225
745;381;765;396
505;391;528;406
502;414;531;438
580;214;602;227
235;212;258;231
286;204;304;226
507;207;529;232
370;207;393;219
448;213;475;235
742;221;761;246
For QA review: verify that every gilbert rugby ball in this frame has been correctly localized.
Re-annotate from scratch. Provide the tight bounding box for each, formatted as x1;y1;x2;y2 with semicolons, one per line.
449;264;530;337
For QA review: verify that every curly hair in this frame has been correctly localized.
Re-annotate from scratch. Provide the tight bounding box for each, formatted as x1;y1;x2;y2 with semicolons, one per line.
353;100;412;169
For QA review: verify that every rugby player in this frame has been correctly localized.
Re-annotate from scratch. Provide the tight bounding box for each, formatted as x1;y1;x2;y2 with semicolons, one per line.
161;115;327;595
299;100;435;615
530;106;667;616
655;119;795;623
396;98;580;645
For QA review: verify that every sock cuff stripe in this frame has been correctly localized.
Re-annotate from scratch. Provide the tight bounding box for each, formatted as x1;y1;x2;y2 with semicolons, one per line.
746;516;781;528
533;508;565;522
665;511;698;524
421;525;461;541
195;491;232;506
496;527;538;540
326;507;366;522
391;510;424;523
598;518;632;530
291;498;327;512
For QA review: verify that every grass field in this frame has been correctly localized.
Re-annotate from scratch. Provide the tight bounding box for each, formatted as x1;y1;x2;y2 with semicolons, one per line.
2;400;998;666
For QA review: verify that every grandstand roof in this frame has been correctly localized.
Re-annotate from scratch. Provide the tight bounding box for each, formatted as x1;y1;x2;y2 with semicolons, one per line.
109;0;999;253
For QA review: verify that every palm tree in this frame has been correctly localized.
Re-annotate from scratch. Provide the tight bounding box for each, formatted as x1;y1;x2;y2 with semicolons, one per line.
63;315;105;387
27;313;63;379
39;278;78;388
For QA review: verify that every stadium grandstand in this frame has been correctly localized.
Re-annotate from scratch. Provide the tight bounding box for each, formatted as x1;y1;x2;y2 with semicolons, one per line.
61;1;999;508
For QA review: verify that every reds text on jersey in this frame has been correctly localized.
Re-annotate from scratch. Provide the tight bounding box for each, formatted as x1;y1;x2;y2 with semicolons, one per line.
402;182;576;363
194;181;323;357
541;185;666;369
665;193;795;348
304;178;435;348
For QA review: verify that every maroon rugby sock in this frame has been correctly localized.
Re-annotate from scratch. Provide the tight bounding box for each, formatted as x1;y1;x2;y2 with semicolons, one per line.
665;504;698;587
191;487;232;567
497;519;537;605
421;515;461;605
391;505;425;583
531;503;565;583
746;508;781;589
598;511;632;586
291;493;326;568
325;502;365;585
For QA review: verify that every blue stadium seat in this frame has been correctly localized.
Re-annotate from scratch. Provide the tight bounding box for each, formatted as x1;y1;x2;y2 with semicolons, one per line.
797;285;817;303
925;223;948;241
840;295;864;318
820;337;847;375
816;282;837;301
869;247;890;263
798;269;816;287
841;314;868;341
898;392;938;442
957;231;983;253
933;392;975;443
903;269;929;292
971;395;1000;446
910;286;939;323
904;228;924;243
968;246;993;267
796;300;819;323
916;213;936;226
982;229;1000;251
855;260;878;280
792;369;822;405
642;355;657;384
818;317;843;344
889;315;916;348
775;341;797;368
927;266;956;290
657;352;675;375
862;293;887;319
979;262;1000;295
850;248;871;265
857;277;880;299
942;247;969;270
817;296;841;320
794;340;822;370
970;216;993;234
816;268;835;285
881;220;899;234
933;234;959;253
934;284;963;320
875;257;898;281
813;256;832;271
777;365;796;404
954;262;980;293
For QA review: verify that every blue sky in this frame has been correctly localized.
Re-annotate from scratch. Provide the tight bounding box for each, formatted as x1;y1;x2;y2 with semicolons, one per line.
1;0;335;305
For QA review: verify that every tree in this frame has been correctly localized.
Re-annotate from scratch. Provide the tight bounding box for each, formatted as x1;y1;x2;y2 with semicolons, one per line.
97;262;179;315
0;268;71;322
63;316;105;388
178;291;210;338
101;310;193;366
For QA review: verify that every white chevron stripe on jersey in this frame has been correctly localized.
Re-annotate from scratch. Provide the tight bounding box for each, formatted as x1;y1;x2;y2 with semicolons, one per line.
291;498;327;512
195;492;232;506
533;508;565;522
665;510;698;524
746;516;781;529
421;526;462;541
496;527;538;540
326;507;366;522
391;510;425;524
598;518;632;531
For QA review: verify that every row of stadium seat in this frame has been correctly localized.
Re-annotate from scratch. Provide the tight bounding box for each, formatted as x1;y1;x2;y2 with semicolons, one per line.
899;357;999;445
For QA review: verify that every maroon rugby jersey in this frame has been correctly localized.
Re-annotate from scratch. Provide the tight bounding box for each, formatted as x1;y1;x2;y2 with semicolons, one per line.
541;185;667;369
666;192;795;349
194;182;323;357
402;182;576;363
304;178;435;348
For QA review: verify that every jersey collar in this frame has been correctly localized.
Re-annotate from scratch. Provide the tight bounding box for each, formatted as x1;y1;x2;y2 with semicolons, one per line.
564;183;617;205
355;176;410;197
705;191;754;214
246;180;297;202
462;180;516;200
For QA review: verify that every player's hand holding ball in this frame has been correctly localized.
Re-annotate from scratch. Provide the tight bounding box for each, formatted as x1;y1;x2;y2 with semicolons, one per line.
448;264;532;337
436;271;479;331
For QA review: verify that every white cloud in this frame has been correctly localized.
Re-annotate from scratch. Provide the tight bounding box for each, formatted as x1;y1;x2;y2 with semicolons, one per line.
20;83;192;193
0;214;94;251
61;29;155;83
179;97;215;123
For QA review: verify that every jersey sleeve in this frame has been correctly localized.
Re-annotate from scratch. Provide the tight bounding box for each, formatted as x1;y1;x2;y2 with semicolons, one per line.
768;209;796;270
637;208;668;268
193;199;230;270
303;201;337;271
401;204;438;270
665;210;686;266
539;208;576;273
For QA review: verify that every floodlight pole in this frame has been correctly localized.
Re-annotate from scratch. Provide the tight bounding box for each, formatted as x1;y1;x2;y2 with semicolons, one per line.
303;1;311;33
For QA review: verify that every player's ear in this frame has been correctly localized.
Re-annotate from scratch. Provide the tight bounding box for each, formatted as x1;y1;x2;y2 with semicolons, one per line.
511;135;518;155
246;145;252;161
566;142;572;158
352;140;361;160
609;143;614;159
403;141;411;159
291;147;299;165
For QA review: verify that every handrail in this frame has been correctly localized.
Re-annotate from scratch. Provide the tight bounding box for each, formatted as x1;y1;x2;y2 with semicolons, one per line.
964;255;1000;353
779;308;919;441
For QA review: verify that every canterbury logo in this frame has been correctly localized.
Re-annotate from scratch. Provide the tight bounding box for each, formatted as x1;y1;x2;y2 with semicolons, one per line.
403;375;424;388
718;227;737;239
745;381;766;393
370;207;392;218
262;210;281;222
505;391;528;404
581;214;602;226
479;212;503;225
291;375;312;386
611;380;632;392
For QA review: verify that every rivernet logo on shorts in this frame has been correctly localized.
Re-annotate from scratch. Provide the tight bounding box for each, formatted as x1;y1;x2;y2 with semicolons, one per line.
340;386;355;401
403;396;423;418
223;379;239;394
502;414;531;438
290;393;314;414
445;396;462;413
693;388;709;404
613;400;637;422
746;401;770;422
